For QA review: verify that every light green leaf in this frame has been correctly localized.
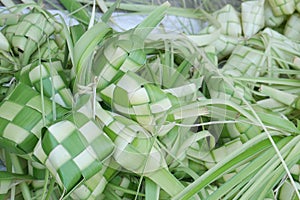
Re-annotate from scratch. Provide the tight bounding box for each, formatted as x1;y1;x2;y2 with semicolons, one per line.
0;33;10;51
145;178;159;200
58;0;90;25
73;22;111;74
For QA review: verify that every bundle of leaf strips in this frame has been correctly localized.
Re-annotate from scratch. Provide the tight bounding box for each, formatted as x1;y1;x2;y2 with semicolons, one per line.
0;0;300;200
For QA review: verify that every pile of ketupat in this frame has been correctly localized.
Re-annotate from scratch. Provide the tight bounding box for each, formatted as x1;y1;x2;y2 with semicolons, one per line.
0;0;300;199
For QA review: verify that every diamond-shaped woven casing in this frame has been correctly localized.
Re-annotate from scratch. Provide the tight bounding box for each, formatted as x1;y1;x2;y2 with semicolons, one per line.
0;83;67;154
264;0;286;28
213;4;242;37
33;112;114;192
2;12;62;65
222;45;265;77
210;34;239;59
70;159;119;200
268;0;295;16
19;61;73;108
96;107;167;174
284;13;300;41
92;32;146;91
100;71;181;132
70;168;108;199
30;39;64;62
241;0;265;37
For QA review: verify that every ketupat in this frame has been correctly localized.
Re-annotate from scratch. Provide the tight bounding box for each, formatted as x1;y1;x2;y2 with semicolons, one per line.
241;0;265;37
264;0;286;28
0;82;68;154
212;4;242;37
92;2;170;91
33;111;114;193
284;13;300;41
268;0;295;16
1;10;63;65
95;104;186;197
70;158;120;199
99;70;207;135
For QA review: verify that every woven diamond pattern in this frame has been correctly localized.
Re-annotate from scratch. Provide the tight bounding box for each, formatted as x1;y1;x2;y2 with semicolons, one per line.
268;0;295;16
241;0;265;37
2;12;61;65
30;39;64;62
284;13;300;41
211;34;239;59
70;163;115;200
100;71;179;132
222;45;265;77
213;4;241;37
33;112;114;192
93;33;146;91
0;83;67;154
265;0;286;27
19;61;73;108
96;108;167;174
